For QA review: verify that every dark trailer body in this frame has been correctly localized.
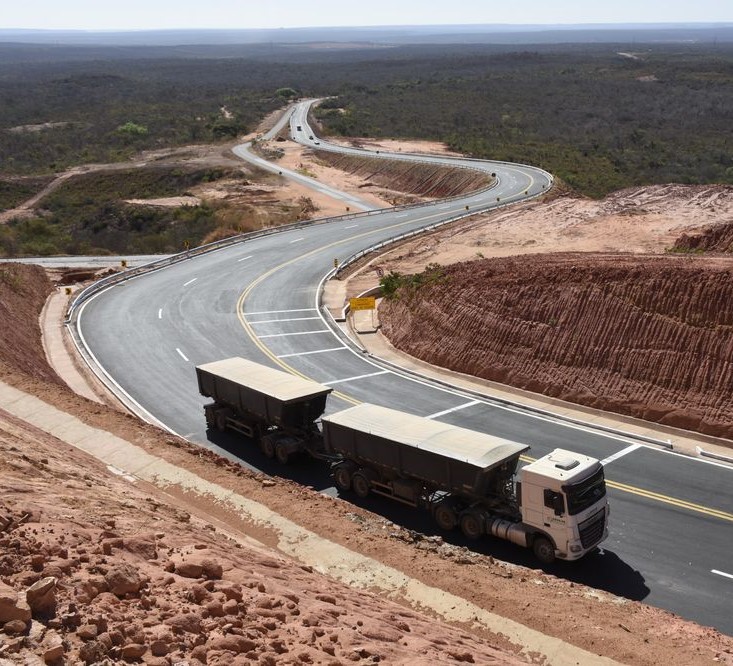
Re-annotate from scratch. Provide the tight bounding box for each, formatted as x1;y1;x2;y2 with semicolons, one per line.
322;403;529;505
196;357;332;459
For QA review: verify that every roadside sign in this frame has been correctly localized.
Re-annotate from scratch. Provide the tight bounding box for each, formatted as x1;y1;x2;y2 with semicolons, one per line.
349;297;376;311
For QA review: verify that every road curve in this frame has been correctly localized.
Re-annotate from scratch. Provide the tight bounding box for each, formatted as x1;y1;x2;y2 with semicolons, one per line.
76;101;733;634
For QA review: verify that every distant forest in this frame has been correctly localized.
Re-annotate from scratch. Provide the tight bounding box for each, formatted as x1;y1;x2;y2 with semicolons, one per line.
2;42;732;197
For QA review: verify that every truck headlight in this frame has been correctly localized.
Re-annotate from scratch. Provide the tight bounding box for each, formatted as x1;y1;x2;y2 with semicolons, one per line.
569;545;582;553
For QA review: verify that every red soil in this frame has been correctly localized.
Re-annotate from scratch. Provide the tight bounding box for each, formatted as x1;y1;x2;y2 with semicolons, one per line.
379;253;733;439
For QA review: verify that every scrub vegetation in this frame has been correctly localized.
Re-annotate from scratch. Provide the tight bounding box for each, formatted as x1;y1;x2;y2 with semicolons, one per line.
314;45;733;198
1;41;731;255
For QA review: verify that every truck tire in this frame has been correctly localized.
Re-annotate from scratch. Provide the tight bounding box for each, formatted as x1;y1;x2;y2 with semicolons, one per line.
460;511;484;540
532;536;556;564
351;472;370;498
215;410;228;432
204;404;217;428
333;465;352;492
275;443;290;465
434;503;457;531
260;436;276;459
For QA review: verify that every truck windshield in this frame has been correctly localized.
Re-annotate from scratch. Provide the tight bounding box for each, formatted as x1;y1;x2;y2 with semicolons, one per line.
564;467;606;515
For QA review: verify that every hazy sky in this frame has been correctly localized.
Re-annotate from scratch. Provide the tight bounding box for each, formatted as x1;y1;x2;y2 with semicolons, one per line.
3;0;732;31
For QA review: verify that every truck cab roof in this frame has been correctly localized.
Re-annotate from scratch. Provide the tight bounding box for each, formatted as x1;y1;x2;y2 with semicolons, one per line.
521;449;602;485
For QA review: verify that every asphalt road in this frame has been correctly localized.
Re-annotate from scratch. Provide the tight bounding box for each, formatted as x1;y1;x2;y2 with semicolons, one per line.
77;101;733;635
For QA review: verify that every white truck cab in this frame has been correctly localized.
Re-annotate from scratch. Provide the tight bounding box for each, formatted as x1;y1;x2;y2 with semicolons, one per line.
519;449;609;561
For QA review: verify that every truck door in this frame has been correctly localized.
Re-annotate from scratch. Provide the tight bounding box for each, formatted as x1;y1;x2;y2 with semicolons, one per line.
542;489;568;545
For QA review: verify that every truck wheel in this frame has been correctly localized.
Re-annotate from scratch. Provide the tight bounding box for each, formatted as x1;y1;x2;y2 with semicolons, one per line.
532;536;556;564
434;504;457;531
260;436;275;459
352;472;370;498
215;411;228;432
204;405;216;428
275;443;289;465
460;511;484;540
333;465;352;492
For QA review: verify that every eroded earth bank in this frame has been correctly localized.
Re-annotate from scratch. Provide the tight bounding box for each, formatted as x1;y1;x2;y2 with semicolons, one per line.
380;253;733;439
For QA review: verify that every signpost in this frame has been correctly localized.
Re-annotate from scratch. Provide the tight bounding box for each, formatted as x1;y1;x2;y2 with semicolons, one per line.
349;296;378;332
349;297;376;312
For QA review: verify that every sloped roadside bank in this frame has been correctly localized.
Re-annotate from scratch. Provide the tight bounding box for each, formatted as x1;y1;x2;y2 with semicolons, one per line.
1;261;733;663
313;150;492;202
379;254;733;441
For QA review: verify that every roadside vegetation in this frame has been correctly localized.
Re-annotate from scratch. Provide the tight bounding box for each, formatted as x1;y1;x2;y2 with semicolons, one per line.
1;42;732;254
314;46;733;198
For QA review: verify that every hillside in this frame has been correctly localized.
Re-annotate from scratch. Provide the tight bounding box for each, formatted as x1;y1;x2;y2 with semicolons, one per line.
379;254;733;439
313;150;492;202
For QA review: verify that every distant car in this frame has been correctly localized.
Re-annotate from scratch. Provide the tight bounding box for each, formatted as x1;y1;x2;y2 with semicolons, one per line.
314;141;320;145
309;135;314;140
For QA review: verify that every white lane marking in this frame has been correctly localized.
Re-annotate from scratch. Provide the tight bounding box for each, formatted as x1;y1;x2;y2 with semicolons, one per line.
344;224;358;229
259;330;330;339
248;317;321;324
289;237;304;244
601;443;642;466
158;308;162;319
183;278;198;287
175;348;189;362
426;401;481;419
246;308;316;315
278;347;346;359
712;569;733;580
325;370;390;386
237;255;253;262
395;213;409;218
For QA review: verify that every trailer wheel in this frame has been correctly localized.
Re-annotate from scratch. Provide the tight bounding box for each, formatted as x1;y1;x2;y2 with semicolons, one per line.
275;443;290;465
460;511;484;540
260;436;276;459
333;465;352;492
204;404;216;428
532;536;556;564
434;504;457;531
215;410;228;432
352;472;370;498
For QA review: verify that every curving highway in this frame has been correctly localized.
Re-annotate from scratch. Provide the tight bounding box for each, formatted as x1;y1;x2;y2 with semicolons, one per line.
77;101;733;635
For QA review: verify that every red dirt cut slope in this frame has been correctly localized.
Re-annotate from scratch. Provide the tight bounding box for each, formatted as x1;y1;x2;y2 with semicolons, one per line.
380;253;733;439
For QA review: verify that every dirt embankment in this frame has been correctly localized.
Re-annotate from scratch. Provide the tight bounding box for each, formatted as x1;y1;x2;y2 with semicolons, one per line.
673;220;733;253
0;264;528;664
1;412;523;666
314;151;491;202
0;264;61;386
380;254;733;439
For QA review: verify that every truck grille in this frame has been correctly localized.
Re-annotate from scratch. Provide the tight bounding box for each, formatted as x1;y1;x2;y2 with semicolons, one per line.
579;508;606;548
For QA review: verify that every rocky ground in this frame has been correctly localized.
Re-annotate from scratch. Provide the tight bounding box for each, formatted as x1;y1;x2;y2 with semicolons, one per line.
0;405;523;666
1;131;733;664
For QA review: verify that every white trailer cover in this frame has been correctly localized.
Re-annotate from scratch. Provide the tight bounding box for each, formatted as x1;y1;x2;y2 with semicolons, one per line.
197;357;331;403
322;403;528;470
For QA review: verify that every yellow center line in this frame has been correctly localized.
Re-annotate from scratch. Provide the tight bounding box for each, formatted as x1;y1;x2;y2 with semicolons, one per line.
235;212;442;405
235;218;733;526
605;479;733;522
